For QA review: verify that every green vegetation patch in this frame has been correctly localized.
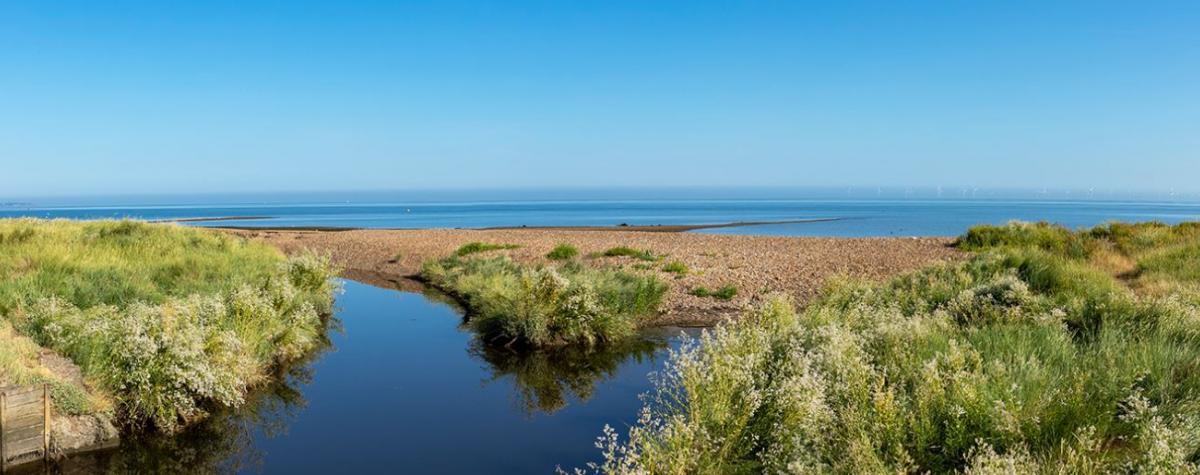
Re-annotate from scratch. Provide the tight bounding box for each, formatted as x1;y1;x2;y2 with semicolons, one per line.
584;221;1200;473
690;284;737;300
0;219;339;432
455;241;520;256
600;246;659;261
546;243;580;260
959;220;1200;296
421;255;667;347
661;260;689;276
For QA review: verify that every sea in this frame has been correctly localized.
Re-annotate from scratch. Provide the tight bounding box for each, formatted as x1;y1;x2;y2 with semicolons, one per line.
3;188;1198;237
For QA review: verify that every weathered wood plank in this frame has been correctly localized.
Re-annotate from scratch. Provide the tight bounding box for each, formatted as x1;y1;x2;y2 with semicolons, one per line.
2;385;51;467
3;412;44;431
0;390;6;464
5;435;45;458
5;399;44;418
2;426;44;444
43;384;50;460
1;424;44;440
0;388;42;406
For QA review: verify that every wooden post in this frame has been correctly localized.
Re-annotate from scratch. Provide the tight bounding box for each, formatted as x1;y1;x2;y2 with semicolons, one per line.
1;389;7;471
42;384;50;461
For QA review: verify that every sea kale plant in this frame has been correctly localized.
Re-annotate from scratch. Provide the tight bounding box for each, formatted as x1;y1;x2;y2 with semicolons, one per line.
0;219;339;432
577;221;1200;473
421;255;667;347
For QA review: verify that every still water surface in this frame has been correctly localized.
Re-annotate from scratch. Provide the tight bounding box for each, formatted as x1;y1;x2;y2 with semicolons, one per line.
61;280;687;473
6;194;1199;237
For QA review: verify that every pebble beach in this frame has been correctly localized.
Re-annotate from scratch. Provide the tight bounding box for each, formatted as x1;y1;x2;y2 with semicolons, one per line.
227;227;962;325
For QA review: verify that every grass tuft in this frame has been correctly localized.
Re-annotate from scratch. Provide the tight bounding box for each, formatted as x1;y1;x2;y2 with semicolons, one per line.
455;242;520;256
601;246;659;261
661;260;689;276
690;285;736;300
546;243;580;260
421;256;667;347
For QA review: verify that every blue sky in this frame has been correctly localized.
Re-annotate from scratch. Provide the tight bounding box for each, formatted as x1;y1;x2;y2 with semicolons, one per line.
2;1;1198;197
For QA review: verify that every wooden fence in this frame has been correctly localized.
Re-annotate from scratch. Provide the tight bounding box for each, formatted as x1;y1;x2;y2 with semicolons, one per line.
0;385;50;471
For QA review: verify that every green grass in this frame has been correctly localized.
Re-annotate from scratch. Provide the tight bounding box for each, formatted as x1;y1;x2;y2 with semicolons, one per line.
690;284;737;300
584;221;1200;473
0;319;104;416
1136;242;1200;283
546;243;580;260
0;219;339;432
455;241;520;256
600;246;659;261
661;260;689;276
421;256;667;347
957;220;1200;296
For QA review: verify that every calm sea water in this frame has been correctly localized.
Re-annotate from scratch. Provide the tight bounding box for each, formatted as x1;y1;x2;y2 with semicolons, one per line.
4;190;1199;237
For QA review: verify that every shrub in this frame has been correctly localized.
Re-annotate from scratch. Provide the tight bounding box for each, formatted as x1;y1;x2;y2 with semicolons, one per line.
600;246;659;261
0;219;339;432
546;243;580;260
580;222;1200;473
690;285;737;300
421;256;667;347
455;242;520;256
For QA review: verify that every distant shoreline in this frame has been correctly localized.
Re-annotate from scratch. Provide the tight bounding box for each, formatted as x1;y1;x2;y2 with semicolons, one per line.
212;217;842;233
152;215;273;223
479;218;842;233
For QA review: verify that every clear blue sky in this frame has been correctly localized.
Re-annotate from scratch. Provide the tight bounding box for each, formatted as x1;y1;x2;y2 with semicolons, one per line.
2;1;1198;197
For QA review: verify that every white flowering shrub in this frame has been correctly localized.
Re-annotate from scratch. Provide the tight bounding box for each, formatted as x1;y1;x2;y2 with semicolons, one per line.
578;244;1200;473
10;253;337;432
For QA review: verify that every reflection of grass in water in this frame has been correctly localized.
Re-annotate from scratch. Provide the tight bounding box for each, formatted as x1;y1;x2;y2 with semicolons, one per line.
64;326;336;474
470;336;664;415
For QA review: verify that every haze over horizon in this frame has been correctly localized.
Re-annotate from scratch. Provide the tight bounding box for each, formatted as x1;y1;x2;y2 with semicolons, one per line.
3;1;1199;197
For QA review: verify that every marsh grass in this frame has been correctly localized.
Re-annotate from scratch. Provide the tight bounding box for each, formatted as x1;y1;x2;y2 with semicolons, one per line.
547;243;580;260
421;256;667;347
0;219;338;432
455;242;520;256
580;221;1200;473
689;285;736;300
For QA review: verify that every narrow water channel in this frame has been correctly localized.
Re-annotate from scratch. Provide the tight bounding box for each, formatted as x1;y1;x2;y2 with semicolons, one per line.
53;279;690;474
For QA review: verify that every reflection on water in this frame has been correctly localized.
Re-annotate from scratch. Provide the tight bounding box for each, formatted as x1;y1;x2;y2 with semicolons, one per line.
472;338;664;415
43;280;684;473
